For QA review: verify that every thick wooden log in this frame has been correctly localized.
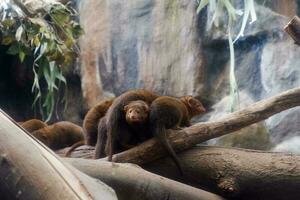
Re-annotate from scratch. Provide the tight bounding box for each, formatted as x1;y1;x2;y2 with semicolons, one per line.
63;146;300;200
0;110;117;200
66;158;225;200
144;146;300;200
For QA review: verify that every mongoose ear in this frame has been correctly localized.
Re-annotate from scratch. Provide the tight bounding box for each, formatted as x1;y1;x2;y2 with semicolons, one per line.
124;105;129;112
186;96;195;107
143;104;150;112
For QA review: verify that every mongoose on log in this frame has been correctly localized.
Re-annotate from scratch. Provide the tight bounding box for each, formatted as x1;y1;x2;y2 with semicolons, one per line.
103;89;159;161
95;100;151;159
65;98;115;157
19;119;47;132
149;96;206;174
32;121;84;150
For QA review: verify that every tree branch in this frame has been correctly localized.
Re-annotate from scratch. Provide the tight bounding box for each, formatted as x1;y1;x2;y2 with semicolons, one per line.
64;146;300;200
111;87;300;164
285;16;300;45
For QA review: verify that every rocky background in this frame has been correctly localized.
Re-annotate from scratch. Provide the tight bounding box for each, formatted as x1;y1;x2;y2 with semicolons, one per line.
1;0;300;152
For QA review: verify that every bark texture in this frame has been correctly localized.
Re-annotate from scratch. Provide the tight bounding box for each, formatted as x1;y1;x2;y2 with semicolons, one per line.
0;110;117;200
144;146;300;200
66;158;225;200
60;145;300;200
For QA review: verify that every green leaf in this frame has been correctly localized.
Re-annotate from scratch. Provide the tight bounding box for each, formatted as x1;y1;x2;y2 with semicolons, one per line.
1;19;15;28
233;0;256;43
33;36;40;47
2;36;14;45
63;51;73;65
248;0;257;23
65;37;75;48
32;90;41;107
6;43;19;55
228;17;239;112
51;11;70;25
19;51;26;62
34;43;47;62
29;18;48;27
72;23;84;38
56;70;66;84
43;65;51;89
221;0;237;21
197;0;209;14
49;62;59;90
15;25;24;41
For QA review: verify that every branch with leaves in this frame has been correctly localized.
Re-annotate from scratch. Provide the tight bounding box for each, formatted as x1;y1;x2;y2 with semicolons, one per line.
0;0;83;121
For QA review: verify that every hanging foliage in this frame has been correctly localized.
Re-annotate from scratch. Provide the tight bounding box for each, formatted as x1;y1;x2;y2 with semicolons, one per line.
0;0;84;121
197;0;257;111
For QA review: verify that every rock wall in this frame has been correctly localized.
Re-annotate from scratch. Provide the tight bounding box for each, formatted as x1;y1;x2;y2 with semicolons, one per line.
79;0;205;102
202;2;300;150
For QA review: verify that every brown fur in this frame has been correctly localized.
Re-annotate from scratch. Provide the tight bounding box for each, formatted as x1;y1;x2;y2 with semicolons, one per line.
83;98;115;146
32;121;84;150
94;100;152;159
64;140;85;157
149;95;206;174
94;117;108;158
65;98;114;157
19;119;48;133
124;100;149;126
96;89;159;160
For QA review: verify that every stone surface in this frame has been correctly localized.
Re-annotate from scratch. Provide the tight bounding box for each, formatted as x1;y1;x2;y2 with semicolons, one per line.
203;91;273;150
201;2;300;150
79;0;205;101
79;0;114;108
273;136;300;153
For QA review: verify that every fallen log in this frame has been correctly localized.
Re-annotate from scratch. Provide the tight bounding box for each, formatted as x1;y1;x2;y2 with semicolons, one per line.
66;158;225;200
0;110;117;200
63;145;300;200
144;146;300;200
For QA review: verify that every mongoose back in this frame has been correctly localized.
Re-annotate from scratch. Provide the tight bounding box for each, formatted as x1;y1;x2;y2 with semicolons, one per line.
20;119;47;132
65;98;115;157
32;121;84;150
83;98;115;146
149;96;206;174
